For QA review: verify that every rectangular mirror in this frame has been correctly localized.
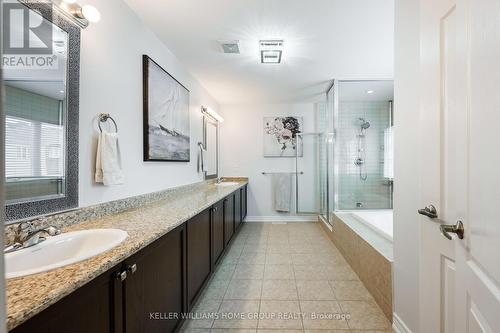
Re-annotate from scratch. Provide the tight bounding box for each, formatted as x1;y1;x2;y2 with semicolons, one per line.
3;1;80;221
203;116;218;179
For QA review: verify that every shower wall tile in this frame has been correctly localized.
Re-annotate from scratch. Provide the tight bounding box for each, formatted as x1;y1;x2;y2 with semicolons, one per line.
336;101;391;209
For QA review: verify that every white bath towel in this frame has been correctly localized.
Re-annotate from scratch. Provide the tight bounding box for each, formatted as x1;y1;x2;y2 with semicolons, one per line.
95;131;125;185
272;173;292;212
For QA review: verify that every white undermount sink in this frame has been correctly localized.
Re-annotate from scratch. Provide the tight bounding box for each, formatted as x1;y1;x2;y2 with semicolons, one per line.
5;229;128;279
215;181;239;187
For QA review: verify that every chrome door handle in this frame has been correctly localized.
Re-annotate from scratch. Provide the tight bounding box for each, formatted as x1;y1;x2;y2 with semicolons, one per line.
418;205;438;218
440;221;464;240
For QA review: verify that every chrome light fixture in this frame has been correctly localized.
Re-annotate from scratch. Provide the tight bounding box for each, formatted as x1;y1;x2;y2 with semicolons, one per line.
260;40;284;64
201;106;224;123
38;0;101;28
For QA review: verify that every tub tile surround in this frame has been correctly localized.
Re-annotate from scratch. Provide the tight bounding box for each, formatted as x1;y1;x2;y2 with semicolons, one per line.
181;222;392;332
320;214;393;322
5;179;248;331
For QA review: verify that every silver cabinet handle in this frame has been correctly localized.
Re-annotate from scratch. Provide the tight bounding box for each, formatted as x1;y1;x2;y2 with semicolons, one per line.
440;221;465;240
418;205;438;218
116;270;127;282
128;263;137;274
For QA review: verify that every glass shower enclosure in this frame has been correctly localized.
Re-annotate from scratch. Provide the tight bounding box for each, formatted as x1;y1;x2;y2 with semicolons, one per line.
317;80;394;226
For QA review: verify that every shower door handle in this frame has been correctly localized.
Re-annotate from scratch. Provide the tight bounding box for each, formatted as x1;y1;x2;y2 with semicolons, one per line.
418;204;438;218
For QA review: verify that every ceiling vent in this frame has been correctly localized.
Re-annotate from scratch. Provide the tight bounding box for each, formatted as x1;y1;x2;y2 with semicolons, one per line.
219;40;240;54
260;40;284;64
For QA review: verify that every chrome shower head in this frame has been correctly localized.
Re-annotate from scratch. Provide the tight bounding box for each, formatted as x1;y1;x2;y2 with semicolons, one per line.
359;118;370;130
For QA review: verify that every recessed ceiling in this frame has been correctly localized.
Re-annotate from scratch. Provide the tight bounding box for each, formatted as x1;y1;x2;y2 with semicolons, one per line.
125;0;394;104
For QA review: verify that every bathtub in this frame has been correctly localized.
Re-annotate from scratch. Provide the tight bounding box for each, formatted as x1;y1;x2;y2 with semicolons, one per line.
349;209;393;241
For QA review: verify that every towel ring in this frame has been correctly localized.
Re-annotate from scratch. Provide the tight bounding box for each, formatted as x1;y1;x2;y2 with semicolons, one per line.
98;113;118;133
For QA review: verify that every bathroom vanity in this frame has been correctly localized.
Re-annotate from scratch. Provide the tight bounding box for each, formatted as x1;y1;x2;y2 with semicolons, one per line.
7;181;248;333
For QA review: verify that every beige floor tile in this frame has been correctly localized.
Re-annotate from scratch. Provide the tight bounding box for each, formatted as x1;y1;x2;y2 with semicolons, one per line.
224;279;263;300
261;280;298;300
264;265;294;280
243;243;268;254
349;329;394;333
266;253;293;265
258;300;303;329
222;253;242;265
213;265;237;281
185;299;222;328
233;264;265;280
239;252;267;264
303;331;350;333
300;300;349;330
296;280;336;300
293;265;333;281
339;301;391;330
266;244;291;254
210;328;257;333
257;330;304;333
201;279;230;300
330;281;373;301
181;329;211;333
212;300;260;329
292;254;325;265
326;265;359;281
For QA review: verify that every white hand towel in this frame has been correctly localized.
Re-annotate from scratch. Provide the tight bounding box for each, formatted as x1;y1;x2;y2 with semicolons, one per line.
95;131;125;185
272;173;292;212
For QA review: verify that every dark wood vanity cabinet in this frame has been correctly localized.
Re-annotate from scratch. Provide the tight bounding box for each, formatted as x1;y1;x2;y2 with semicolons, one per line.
224;195;235;245
241;185;247;220
123;224;186;333
211;200;225;266
234;189;242;231
10;186;248;333
11;265;122;333
186;208;212;309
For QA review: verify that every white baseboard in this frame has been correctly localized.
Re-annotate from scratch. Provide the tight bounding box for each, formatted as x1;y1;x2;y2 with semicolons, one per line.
392;312;412;333
244;215;318;222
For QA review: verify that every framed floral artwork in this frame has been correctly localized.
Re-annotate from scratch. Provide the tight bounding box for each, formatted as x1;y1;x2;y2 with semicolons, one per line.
263;116;303;157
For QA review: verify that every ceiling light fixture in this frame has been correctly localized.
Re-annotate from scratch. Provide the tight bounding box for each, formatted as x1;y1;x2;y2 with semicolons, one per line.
219;40;240;54
366;90;374;94
260;40;284;64
201;106;224;123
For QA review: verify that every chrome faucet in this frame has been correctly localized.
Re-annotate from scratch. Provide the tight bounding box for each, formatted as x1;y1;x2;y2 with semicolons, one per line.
5;221;61;253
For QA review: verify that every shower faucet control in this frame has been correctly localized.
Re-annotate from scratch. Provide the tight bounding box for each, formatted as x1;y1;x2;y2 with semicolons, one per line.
354;158;365;166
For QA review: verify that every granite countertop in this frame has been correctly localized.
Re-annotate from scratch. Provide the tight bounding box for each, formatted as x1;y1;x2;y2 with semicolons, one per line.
6;179;248;331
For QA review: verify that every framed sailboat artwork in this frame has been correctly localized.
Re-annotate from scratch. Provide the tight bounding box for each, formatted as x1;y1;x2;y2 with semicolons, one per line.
143;55;190;161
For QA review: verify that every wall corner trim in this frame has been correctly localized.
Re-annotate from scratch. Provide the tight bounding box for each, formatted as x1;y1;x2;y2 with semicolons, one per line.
393;312;412;333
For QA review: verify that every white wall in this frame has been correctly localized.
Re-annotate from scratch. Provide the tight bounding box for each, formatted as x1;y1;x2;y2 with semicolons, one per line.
393;0;421;331
219;104;319;221
78;0;219;207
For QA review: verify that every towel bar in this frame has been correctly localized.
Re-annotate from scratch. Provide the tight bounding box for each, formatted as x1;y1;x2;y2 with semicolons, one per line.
262;171;304;175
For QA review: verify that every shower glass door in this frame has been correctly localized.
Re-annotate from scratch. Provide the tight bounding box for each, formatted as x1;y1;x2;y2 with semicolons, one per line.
295;133;321;215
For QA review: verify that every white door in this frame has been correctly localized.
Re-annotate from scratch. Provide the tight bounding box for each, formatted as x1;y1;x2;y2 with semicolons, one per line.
419;0;500;332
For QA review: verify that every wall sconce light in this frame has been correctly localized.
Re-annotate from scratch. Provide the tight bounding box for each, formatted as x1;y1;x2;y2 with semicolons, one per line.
201;106;224;123
48;0;101;28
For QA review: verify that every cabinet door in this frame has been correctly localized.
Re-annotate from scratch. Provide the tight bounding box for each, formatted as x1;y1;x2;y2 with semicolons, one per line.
186;208;212;309
242;186;247;220
11;266;122;333
224;195;235;245
124;224;186;333
212;200;225;265
234;189;242;231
